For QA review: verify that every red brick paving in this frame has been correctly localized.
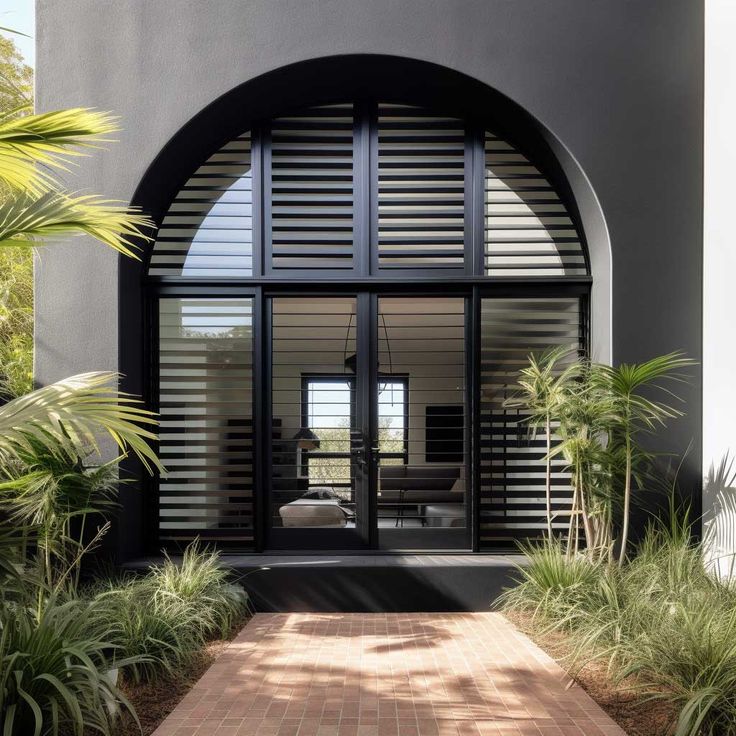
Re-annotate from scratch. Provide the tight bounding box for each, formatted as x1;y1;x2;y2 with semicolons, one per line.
152;613;627;736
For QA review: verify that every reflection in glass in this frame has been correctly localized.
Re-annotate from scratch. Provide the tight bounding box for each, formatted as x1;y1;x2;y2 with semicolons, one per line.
157;298;253;542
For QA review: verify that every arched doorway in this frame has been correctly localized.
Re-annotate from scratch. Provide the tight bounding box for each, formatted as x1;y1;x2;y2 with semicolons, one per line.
126;58;594;553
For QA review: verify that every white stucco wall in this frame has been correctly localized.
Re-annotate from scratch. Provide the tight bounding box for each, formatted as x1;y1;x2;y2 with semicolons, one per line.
704;0;736;576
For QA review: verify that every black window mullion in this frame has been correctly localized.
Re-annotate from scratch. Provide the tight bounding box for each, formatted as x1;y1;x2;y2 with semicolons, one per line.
262;124;274;276
368;102;379;277
354;102;371;276
252;127;264;278
471;125;485;276
253;286;264;550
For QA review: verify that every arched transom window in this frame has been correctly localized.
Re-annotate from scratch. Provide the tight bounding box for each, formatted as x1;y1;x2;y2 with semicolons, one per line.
147;101;587;281
145;98;589;553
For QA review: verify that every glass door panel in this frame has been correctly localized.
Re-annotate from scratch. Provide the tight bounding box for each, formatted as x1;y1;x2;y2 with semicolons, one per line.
267;293;471;550
269;296;366;548
376;296;469;549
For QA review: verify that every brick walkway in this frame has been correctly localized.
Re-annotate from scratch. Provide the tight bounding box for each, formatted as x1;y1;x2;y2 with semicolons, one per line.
153;613;627;736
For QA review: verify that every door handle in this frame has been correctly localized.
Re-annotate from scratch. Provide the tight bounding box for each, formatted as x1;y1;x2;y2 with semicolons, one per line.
351;447;367;468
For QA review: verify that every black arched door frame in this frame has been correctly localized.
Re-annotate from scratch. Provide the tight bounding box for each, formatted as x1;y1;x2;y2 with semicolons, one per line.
121;56;593;557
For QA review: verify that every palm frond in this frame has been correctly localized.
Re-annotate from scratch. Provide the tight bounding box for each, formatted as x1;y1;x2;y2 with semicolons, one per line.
0;26;30;37
0;191;153;258
594;352;696;396
0;372;162;473
0;108;118;194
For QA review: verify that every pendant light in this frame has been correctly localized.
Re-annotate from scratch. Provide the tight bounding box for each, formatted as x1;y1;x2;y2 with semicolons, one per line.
294;426;320;451
294;382;320;450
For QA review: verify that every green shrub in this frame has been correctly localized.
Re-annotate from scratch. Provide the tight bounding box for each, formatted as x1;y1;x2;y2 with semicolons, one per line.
0;599;138;736
619;597;736;736
502;523;736;735
147;540;249;637
499;540;602;622
91;541;249;683
91;578;208;684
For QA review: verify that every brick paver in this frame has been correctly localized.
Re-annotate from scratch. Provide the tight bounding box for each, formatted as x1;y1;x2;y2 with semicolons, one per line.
153;613;627;736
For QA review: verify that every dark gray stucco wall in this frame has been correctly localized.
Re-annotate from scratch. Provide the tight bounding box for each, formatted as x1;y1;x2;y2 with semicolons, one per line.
35;0;704;552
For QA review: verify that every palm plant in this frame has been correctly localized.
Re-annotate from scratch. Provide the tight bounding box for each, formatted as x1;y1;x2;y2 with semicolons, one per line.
0;106;153;255
505;345;580;539
0;371;161;473
550;372;617;560
0;437;119;593
0;372;162;608
593;353;695;565
0;28;168;736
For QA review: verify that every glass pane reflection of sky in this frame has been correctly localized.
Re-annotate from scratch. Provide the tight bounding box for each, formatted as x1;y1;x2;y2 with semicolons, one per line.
307;380;404;429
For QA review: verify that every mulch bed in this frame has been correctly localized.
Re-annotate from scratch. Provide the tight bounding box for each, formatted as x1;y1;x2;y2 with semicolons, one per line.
506;611;676;736
114;620;247;736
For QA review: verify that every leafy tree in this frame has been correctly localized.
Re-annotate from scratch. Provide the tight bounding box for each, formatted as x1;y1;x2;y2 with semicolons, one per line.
0;244;32;398
0;33;32;398
0;32;32;112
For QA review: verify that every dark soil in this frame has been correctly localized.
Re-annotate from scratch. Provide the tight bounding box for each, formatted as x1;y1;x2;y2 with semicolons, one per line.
113;623;244;736
113;640;229;736
506;611;677;736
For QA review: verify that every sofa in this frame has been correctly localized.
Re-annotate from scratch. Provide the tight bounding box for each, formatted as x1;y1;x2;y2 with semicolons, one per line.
378;465;462;505
279;497;351;527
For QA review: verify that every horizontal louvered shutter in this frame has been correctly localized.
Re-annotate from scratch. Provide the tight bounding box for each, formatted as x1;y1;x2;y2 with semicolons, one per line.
484;132;586;277
479;297;582;550
269;104;355;271
149;134;253;278
377;104;466;269
158;298;254;546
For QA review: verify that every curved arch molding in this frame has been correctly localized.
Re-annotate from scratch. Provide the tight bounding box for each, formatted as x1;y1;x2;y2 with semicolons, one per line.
122;56;611;374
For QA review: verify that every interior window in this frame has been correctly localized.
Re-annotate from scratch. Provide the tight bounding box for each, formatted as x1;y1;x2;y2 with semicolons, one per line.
302;376;408;490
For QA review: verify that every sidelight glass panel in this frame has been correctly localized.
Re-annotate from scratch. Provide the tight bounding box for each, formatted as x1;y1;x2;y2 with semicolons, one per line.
377;297;467;533
479;297;582;549
157;298;254;543
270;297;359;529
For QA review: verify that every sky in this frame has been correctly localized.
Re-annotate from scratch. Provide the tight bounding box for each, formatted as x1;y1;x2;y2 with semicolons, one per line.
2;0;35;67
